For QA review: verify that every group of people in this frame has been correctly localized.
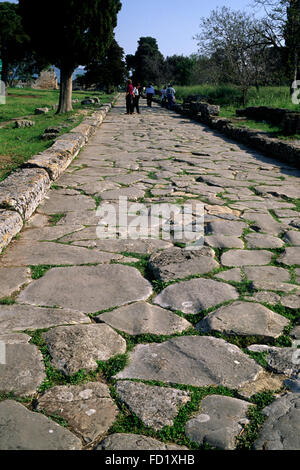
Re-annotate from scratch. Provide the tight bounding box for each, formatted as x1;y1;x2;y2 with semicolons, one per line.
125;79;176;114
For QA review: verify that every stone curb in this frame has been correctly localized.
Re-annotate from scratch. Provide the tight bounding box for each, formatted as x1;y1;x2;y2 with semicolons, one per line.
0;96;119;253
154;98;300;169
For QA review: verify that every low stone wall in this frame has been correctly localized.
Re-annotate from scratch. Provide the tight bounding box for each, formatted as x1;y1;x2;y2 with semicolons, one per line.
153;97;300;169
0;99;117;253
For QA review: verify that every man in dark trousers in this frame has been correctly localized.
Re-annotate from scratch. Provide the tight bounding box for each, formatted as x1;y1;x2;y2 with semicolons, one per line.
133;83;141;114
145;84;155;107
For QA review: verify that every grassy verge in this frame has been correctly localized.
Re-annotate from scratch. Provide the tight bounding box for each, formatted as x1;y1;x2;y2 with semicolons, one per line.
0;88;115;181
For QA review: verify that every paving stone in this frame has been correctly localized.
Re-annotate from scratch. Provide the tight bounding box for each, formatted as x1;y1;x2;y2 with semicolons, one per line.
283;231;300;246
115;381;190;430
221;250;273;267
185;395;251;450
43;324;126;375
0;333;31;344
100;187;145;201
0;241;118;266
254;394;300;450
72;238;173;254
248;345;299;378
97;302;191;335
248;291;281;305
20;225;84;241
37;382;118;443
0;339;46;396
97;433;188;450
281;295;300;309
278;247;300;266
215;268;243;283
243;266;291;283
0;267;31;298
0;400;81;450
241;212;283;236
205;220;247;237
251;280;300;293
154;278;239;314
115;336;262;390
18;265;152;313
196;301;289;340
38;192;95;214
255;185;300;200
245;233;284;249
284;378;300;393
205;235;244;249
0;305;90;334
148;247;218;281
56;210;100;226
290;325;300;340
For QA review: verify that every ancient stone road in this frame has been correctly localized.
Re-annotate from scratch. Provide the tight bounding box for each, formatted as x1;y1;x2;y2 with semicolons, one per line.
0;96;300;450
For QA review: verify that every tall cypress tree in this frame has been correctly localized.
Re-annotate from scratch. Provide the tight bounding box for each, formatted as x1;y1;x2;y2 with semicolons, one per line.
19;0;122;113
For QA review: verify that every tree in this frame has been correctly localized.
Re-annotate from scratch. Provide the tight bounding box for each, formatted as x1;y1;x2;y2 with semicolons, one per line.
127;37;165;86
0;2;30;84
83;38;127;93
195;7;269;105
164;55;196;86
19;0;122;113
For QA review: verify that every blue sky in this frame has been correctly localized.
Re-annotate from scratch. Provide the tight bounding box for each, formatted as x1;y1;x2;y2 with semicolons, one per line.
6;0;262;57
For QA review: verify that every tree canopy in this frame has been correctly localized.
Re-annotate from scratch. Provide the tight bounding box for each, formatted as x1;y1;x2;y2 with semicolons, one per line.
126;37;165;86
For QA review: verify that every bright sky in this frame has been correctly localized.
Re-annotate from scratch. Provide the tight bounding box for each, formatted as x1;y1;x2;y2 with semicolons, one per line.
6;0;263;57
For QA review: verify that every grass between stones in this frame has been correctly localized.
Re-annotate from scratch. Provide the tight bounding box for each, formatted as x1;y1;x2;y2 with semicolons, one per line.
48;213;66;226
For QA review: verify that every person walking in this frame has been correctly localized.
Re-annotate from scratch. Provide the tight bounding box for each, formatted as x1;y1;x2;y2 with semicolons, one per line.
125;79;134;115
133;83;141;114
161;85;167;107
145;84;155;107
166;84;176;110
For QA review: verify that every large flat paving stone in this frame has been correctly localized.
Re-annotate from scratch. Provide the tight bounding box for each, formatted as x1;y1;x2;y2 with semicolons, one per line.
0;241;118;266
115;336;262;390
38;192;96;214
37;382;118;443
245;233;284;249
115;381;190;430
185;395;251;450
205;235;244;249
72;237;173;254
100;187;145;201
283;231;300;246
0;267;31;298
196;301;289;340
205;220;247;237
42;324;126;375
18;265;153;313
153;278;239;315
278;247;300;266
221;250;273;267
97;302;191;335
0;305;90;334
248;345;299;378
97;433;188;450
243;266;291;282
0;337;46;396
215;268;243;283
148;247;218;281
0;400;81;450
254;393;300;450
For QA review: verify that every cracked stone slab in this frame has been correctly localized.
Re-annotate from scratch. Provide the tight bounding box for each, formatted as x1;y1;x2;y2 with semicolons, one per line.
0;267;31;298
97;302;191;335
37;382;118;443
241;212;283;236
0;340;46;396
221;250;273;267
0;305;90;334
154;278;239;314
196;301;289;340
43;324;126;375
115;336;262;390
185;395;252;450
115;381;191;430
148;247;218;281
278;247;300;266
0;168;51;220
248;345;299;378
0;400;82;450
20;225;84;241
254;393;300;450
97;433;188;450
0;241;118;266
245;233;284;249
38;192;96;214
0;210;23;253
19;265;152;313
